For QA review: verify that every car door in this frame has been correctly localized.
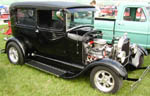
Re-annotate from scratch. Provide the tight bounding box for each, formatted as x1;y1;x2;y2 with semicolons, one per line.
37;28;67;58
36;10;68;61
115;7;148;48
146;7;150;49
36;10;83;64
37;27;83;64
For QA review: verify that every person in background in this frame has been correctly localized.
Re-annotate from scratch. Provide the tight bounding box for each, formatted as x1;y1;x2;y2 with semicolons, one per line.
52;11;64;21
3;16;12;41
56;11;64;21
90;0;101;17
52;11;64;30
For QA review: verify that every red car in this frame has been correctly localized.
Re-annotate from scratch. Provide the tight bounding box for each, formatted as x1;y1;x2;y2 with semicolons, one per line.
0;8;9;23
100;6;114;16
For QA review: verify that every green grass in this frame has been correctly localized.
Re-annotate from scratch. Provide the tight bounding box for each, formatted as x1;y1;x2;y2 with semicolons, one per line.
0;25;150;96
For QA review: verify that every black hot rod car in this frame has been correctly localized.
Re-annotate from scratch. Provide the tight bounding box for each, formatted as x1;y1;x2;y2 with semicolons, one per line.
5;1;148;94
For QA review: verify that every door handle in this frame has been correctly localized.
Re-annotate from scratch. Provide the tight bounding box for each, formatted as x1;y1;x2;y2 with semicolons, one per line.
118;22;124;26
35;29;39;33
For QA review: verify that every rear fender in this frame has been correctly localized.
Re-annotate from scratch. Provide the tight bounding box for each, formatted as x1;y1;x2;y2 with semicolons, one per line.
85;58;128;78
5;37;26;57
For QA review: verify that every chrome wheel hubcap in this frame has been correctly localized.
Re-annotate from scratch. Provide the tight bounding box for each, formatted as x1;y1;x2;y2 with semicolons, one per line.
94;70;115;92
9;47;19;63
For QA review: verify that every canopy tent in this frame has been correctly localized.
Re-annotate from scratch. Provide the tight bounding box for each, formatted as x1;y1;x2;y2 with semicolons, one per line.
0;5;5;8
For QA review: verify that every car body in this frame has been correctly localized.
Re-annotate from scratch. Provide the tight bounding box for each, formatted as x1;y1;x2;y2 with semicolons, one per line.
5;1;148;94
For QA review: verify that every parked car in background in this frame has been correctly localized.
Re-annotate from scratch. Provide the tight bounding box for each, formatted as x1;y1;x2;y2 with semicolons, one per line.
100;6;114;16
5;1;148;94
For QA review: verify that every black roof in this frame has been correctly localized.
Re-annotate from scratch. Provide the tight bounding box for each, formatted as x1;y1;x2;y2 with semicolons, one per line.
10;1;94;10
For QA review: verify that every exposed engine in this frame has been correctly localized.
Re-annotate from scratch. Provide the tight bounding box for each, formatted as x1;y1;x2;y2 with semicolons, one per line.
84;33;130;65
85;38;112;63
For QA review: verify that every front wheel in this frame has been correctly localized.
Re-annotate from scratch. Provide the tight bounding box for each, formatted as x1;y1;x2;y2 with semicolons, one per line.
90;66;123;94
7;42;25;65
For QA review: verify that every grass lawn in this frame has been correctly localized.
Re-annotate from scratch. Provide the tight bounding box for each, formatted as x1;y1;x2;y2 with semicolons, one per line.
0;25;150;96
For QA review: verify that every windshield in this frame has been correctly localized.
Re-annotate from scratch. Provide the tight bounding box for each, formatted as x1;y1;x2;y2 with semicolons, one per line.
66;8;95;30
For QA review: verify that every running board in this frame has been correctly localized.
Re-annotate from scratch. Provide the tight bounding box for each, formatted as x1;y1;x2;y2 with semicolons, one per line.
26;60;69;77
34;54;84;70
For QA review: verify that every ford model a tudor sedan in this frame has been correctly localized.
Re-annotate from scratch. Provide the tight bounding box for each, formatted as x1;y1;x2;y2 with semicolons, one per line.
5;1;148;93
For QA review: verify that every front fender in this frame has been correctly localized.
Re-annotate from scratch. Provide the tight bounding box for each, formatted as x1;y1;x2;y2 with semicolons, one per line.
5;37;26;57
85;58;128;78
62;58;128;79
130;45;148;68
138;45;148;56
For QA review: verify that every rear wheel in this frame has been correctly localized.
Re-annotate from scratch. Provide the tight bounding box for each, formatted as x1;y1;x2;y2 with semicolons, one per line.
90;66;123;94
7;42;24;65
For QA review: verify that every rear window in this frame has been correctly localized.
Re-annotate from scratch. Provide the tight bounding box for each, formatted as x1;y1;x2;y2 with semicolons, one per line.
16;9;35;26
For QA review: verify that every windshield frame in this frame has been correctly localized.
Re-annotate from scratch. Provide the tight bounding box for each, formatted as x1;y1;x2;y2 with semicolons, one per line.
146;7;150;21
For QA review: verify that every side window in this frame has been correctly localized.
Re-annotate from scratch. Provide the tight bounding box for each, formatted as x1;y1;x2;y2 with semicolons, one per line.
37;10;64;30
37;10;52;28
37;10;65;39
16;9;35;26
123;7;146;22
